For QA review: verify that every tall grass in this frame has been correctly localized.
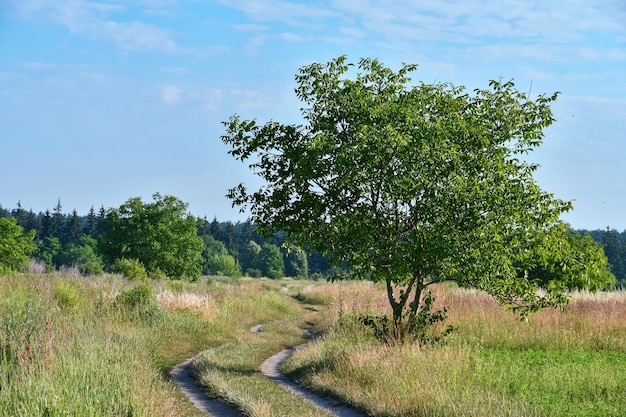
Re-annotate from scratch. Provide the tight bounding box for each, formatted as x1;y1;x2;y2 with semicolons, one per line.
0;274;338;416
190;278;333;417
0;273;222;417
283;282;626;417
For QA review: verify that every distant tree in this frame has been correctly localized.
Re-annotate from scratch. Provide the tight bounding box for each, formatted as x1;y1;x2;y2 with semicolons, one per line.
200;234;229;275
239;240;262;275
238;220;255;243
284;245;308;278
84;206;98;237
98;193;204;280
222;56;574;342
196;216;210;236
64;209;81;246
40;237;61;270
0;217;37;271
223;221;238;255
209;217;221;241
520;224;616;291
40;209;53;239
11;201;26;228
60;236;104;275
206;253;242;278
602;228;625;283
51;198;63;239
24;209;41;239
259;243;284;279
307;251;334;277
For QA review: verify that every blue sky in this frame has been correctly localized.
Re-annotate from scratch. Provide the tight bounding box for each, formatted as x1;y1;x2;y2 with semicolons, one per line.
0;0;624;230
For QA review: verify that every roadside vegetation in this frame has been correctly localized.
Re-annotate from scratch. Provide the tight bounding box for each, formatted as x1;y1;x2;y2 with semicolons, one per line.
283;281;626;417
1;271;625;416
0;271;322;416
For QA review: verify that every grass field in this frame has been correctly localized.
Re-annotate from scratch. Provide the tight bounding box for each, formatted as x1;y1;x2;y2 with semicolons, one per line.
1;272;624;416
283;282;626;417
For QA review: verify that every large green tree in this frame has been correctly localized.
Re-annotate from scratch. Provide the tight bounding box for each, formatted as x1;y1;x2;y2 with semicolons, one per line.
0;217;37;272
519;224;616;291
98;193;203;280
222;56;578;342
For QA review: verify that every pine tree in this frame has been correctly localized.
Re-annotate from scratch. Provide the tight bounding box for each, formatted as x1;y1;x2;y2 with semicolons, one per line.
41;209;53;239
24;209;41;239
602;228;625;283
84;206;98;237
64;209;81;245
51;198;63;239
12;201;26;227
209;217;221;241
223;221;238;255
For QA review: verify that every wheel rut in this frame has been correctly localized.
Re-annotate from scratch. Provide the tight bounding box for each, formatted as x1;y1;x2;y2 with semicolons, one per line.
171;324;366;417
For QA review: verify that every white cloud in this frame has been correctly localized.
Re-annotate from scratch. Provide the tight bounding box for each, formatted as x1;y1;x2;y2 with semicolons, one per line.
218;0;337;26
161;85;182;104
13;0;182;54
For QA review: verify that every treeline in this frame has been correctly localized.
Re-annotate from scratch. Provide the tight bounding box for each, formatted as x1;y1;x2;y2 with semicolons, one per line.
579;228;626;286
0;198;334;279
2;198;625;287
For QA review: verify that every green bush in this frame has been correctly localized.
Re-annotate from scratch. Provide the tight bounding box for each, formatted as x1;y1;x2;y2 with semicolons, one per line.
53;281;83;309
120;284;154;309
247;268;262;278
113;258;148;281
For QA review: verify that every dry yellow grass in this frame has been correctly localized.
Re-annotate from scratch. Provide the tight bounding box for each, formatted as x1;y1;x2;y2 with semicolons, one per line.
285;281;626;417
157;290;217;322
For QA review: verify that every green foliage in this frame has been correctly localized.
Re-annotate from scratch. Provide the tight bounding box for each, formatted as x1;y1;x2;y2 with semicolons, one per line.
0;217;37;271
259;243;284;279
120;283;154;309
355;290;456;345
206;253;243;278
222;56;573;341
60;236;104;275
518;224;616;291
239;240;262;275
113;258;148;281
39;237;61;271
284;245;309;278
53;281;84;309
98;193;204;280
118;283;162;322
600;228;626;285
201;234;229;275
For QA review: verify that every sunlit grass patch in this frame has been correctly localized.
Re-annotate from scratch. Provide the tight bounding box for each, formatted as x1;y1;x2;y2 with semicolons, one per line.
283;281;626;417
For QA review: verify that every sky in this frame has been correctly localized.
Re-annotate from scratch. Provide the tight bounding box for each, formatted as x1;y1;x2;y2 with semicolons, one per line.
0;0;624;230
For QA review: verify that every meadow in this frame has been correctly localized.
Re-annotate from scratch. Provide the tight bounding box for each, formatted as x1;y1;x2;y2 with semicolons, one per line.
1;272;625;416
283;282;626;417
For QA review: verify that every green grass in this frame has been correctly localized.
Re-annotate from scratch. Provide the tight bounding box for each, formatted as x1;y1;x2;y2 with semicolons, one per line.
190;279;333;417
473;348;626;417
0;273;221;417
4;273;623;417
282;282;626;417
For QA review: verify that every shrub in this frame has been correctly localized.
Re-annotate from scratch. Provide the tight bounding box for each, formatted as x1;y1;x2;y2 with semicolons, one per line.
113;258;148;281
120;284;154;309
53;281;83;309
247;268;262;278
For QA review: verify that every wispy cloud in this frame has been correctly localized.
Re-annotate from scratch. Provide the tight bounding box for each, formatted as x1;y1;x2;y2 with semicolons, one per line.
161;85;182;104
13;0;178;53
218;0;623;63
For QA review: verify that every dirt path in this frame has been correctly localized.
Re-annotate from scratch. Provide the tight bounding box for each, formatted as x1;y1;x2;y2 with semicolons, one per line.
170;355;243;417
260;343;367;417
171;324;367;417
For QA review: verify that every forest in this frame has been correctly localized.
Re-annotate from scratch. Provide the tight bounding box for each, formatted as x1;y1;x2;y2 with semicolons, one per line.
1;197;624;288
0;197;333;280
